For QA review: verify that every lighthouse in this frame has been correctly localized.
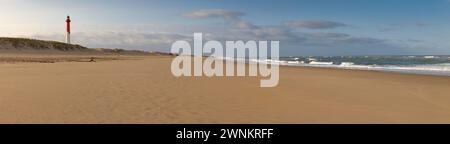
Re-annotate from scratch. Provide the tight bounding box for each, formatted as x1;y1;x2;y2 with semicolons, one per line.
65;16;71;44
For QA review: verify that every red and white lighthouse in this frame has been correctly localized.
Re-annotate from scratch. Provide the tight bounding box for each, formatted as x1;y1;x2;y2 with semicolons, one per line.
65;16;71;44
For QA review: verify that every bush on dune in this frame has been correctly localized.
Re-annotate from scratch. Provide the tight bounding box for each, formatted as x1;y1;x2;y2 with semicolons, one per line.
0;37;88;51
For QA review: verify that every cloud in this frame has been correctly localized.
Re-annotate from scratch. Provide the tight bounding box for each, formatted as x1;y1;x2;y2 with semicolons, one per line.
184;9;383;48
294;32;390;47
406;39;425;43
379;22;431;32
184;9;258;30
172;9;384;50
378;27;394;32
184;9;244;20
31;31;191;52
18;8;433;55
284;20;348;29
183;9;299;41
231;21;259;29
309;32;351;39
415;22;430;27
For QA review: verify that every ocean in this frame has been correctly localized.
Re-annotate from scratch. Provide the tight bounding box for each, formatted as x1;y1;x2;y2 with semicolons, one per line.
277;55;450;76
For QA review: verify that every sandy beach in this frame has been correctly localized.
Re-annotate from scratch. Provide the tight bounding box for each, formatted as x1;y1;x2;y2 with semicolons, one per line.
0;55;450;124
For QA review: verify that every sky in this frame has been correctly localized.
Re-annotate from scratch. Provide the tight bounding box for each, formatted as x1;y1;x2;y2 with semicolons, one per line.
1;0;450;56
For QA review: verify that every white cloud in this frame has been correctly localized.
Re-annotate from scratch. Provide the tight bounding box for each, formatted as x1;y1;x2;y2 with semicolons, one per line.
284;20;348;29
184;9;244;20
31;31;191;52
2;6;436;55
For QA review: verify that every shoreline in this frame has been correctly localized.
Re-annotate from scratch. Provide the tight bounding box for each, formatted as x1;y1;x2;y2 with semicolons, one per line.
1;56;450;123
1;54;449;78
1;53;449;78
281;64;450;78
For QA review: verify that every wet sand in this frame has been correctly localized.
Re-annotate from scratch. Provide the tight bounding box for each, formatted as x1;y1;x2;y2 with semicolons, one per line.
1;56;450;123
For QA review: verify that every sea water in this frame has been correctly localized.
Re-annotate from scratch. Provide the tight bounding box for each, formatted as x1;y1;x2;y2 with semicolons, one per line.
276;55;450;76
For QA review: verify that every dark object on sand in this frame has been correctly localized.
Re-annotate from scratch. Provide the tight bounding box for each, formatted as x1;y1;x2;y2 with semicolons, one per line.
89;57;96;62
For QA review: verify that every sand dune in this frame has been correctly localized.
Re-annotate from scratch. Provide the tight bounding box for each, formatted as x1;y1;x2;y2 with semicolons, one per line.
0;37;160;57
0;56;450;123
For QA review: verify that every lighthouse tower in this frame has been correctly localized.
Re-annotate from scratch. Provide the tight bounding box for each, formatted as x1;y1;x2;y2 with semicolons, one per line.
65;16;71;44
